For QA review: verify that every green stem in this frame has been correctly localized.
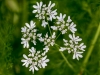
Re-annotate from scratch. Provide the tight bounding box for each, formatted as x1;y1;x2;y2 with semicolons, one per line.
78;24;100;75
55;32;61;41
47;22;52;36
55;44;75;72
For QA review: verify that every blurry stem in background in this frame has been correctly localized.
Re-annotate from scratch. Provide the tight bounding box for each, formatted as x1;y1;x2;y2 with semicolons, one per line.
55;44;75;72
21;0;28;26
78;24;100;75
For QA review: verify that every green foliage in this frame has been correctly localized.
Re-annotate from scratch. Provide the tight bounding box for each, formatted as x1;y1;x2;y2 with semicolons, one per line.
0;0;100;75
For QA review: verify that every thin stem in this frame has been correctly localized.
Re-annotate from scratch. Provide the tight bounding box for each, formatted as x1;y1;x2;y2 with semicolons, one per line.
47;22;52;36
78;24;100;75
55;44;75;72
55;32;61;41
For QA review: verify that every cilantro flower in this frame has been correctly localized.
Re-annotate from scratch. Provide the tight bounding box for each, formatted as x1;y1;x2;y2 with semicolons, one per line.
41;20;48;28
21;1;86;74
33;1;57;28
46;1;57;21
59;34;86;60
67;16;72;23
21;47;49;74
68;22;77;33
38;56;49;68
21;54;32;67
56;13;66;24
21;38;30;48
29;62;39;74
21;21;37;48
32;2;43;13
73;51;83;60
69;34;82;44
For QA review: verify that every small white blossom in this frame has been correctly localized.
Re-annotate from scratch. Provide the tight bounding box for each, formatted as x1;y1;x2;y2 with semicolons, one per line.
59;47;67;51
61;29;67;34
78;43;86;51
38;56;49;68
28;47;36;57
37;33;42;37
56;13;66;24
21;26;27;33
68;22;77;33
69;34;82;44
29;62;39;74
42;20;48;28
44;32;56;47
38;37;44;42
32;2;43;13
47;1;55;11
21;54;32;67
73;51;83;60
52;32;56;38
51;26;57;30
21;38;30;48
63;39;68;46
43;46;49;52
25;21;36;30
47;9;57;21
67;16;72;23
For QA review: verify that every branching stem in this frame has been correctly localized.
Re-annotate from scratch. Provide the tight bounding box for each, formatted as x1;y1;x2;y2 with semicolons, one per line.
55;44;75;72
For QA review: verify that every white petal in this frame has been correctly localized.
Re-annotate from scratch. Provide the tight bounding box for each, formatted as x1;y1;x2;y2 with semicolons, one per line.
23;54;28;59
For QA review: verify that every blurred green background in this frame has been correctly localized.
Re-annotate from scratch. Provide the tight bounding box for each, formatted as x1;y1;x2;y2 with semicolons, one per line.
0;0;100;75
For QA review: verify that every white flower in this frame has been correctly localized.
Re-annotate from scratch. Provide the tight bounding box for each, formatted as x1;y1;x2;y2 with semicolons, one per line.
50;40;55;46
21;38;30;48
73;51;83;60
37;33;42;37
38;56;49;68
25;21;36;30
47;1;55;11
52;32;56;38
21;54;32;67
42;20;48;28
78;43;86;51
32;34;37;45
38;37;44;42
69;34;82;44
21;26;27;33
32;2;43;13
59;47;67;51
28;47;36;57
51;26;57;30
43;46;49;52
67;16;72;23
29;62;39;74
61;29;67;34
63;39;68;46
56;13;66;24
68;22;77;33
42;32;56;47
47;9;57;21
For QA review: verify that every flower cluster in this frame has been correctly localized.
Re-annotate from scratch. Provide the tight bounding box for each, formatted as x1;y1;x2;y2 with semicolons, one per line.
21;47;49;74
21;1;86;74
21;21;37;48
33;1;57;27
51;13;77;34
59;34;86;60
38;32;56;52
